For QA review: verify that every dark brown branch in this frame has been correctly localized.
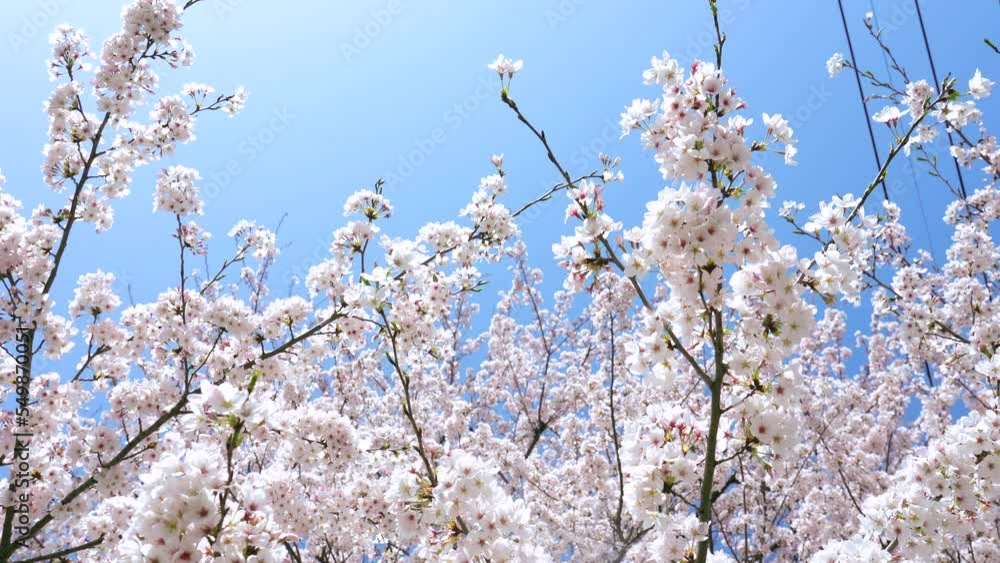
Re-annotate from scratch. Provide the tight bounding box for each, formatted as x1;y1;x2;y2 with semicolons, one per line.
10;535;104;563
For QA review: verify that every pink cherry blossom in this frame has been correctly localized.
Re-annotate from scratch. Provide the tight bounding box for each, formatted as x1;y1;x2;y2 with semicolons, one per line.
0;2;996;563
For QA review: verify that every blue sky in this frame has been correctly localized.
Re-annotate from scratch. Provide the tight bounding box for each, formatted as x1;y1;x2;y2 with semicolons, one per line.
0;0;997;358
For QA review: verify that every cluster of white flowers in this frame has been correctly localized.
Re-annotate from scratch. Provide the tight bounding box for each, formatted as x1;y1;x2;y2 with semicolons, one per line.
260;296;313;339
646;514;710;563
140;95;196;155
121;446;224;562
418;221;473;253
2;2;999;562
304;255;351;298
223;86;248;117
95;0;189;117
227;219;277;261
813;411;998;562
153;165;203;215
284;399;359;470
343;189;393;220
68;271;121;318
459;174;519;250
826;52;847;78
47;25;90;80
487;54;524;78
732;388;800;459
635;258;798;382
811;539;891;563
392;449;547;562
621;404;705;521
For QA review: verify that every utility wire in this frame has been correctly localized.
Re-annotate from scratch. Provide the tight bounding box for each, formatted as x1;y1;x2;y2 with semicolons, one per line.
914;0;969;201
870;1;938;264
836;0;890;200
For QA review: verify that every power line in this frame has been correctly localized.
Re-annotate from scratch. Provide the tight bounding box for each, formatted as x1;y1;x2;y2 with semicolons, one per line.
870;1;938;264
836;0;890;200
913;0;969;201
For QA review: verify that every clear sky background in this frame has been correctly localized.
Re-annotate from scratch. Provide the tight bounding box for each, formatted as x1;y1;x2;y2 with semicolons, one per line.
0;0;998;375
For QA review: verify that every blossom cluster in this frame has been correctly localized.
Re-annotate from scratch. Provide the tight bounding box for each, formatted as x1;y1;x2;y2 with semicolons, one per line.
0;2;997;563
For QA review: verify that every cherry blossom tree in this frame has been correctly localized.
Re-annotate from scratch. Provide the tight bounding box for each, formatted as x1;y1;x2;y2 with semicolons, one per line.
0;0;996;562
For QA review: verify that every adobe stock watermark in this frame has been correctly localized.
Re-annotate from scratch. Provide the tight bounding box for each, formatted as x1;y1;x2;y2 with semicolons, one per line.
517;117;621;230
548;0;753;55
284;109;615;289
545;0;588;30
212;0;246;19
786;84;835;131
883;149;923;200
282;231;335;292
9;315;34;548
340;1;404;63
6;0;75;53
870;1;917;38
380;73;501;192
202;107;295;202
682;0;751;62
